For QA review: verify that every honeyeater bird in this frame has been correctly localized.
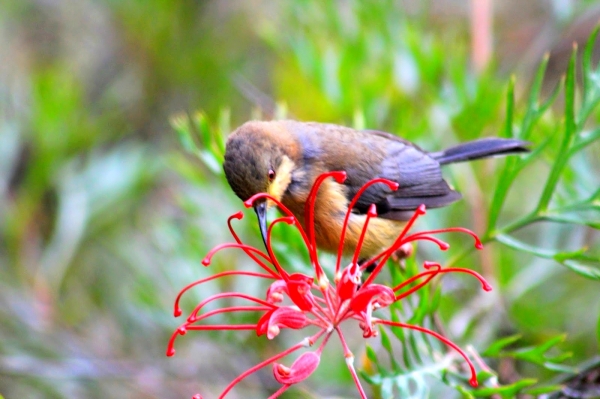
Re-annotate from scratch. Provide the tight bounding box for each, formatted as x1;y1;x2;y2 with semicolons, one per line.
223;120;529;259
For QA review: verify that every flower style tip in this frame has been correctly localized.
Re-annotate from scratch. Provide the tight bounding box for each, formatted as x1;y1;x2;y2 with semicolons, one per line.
367;203;378;217
470;376;479;387
331;170;347;183
192;394;203;399
273;351;321;385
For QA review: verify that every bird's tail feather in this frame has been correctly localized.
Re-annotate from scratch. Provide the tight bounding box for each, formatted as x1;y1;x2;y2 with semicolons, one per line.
430;138;529;165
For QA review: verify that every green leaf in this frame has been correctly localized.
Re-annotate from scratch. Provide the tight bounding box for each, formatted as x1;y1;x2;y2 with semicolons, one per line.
216;107;230;155
198;151;223;175
471;378;538;398
597;312;600;348
496;234;557;259
582;25;600;92
509;335;572;367
503;75;515;139
455;385;476;399
526;53;549;112
365;344;378;364
171;114;197;153
536;44;578;213
193;111;212;147
379;326;400;371
569;127;600;155
482;334;522;357
524;384;564;395
561;259;600;281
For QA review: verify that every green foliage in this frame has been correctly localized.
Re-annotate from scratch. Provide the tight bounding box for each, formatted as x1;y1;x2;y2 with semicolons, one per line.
475;28;600;280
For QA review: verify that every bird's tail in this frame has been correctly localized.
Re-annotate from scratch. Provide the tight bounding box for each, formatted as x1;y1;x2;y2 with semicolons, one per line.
430;138;530;165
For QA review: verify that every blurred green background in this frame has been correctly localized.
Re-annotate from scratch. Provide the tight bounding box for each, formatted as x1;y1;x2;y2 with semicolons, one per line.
1;1;599;398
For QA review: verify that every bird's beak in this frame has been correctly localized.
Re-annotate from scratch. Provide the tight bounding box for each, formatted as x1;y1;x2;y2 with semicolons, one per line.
253;201;268;250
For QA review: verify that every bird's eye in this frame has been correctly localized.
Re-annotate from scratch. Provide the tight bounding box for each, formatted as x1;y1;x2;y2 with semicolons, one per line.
268;169;276;181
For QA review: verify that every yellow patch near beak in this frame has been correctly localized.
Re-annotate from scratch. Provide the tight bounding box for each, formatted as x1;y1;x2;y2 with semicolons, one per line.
267;155;295;206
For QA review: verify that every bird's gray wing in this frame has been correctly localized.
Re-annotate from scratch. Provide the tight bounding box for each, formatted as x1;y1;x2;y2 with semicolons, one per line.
344;130;461;221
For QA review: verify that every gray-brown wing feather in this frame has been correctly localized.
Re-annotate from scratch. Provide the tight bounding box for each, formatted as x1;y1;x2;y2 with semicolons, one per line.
345;130;459;220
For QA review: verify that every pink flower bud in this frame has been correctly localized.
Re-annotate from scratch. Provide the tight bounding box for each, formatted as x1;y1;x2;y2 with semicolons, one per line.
273;351;320;385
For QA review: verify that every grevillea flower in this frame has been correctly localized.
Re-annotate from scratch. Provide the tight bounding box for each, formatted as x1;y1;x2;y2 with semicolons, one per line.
167;171;492;399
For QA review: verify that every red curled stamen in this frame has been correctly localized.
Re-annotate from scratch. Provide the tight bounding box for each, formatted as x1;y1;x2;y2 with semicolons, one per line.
304;171;347;280
227;212;279;267
202;243;278;277
375;319;479;387
265;216;297;279
188;292;277;322
393;263;443;300
174;270;276;317
406;227;483;249
351;204;378;266
336;178;399;274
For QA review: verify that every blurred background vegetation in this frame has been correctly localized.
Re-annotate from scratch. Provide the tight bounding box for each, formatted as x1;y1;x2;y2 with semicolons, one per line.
1;1;599;398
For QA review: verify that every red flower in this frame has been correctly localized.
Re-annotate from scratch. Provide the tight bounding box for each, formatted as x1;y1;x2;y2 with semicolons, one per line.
167;171;491;398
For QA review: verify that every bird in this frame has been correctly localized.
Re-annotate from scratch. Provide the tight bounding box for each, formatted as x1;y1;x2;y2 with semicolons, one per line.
223;120;529;259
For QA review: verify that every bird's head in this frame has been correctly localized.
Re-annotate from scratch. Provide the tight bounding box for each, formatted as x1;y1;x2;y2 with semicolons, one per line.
223;121;299;247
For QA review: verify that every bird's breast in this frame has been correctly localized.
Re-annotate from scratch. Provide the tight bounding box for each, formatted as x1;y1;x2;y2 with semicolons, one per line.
282;177;403;259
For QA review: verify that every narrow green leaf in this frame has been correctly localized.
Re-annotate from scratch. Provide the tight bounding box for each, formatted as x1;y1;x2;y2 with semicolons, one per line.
199;151;223;175
408;331;423;364
193;111;212;146
561;259;600;281
524;384;565;395
171;114;197;153
482;334;522;357
429;287;442;313
582;25;600;94
455;385;476;399
527;53;549;112
477;370;498;383
569;127;600;155
535;75;563;120
379;326;400;371
597;312;600;348
542;362;577;373
536;45;578;213
365;344;379;365
545;214;600;229
503;75;515;138
359;369;378;385
216;107;230;155
509;335;569;366
565;44;577;138
496;234;556;259
487;75;522;232
470;378;537;397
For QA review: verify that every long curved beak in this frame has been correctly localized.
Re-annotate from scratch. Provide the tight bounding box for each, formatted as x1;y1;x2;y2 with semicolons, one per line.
253;201;268;250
